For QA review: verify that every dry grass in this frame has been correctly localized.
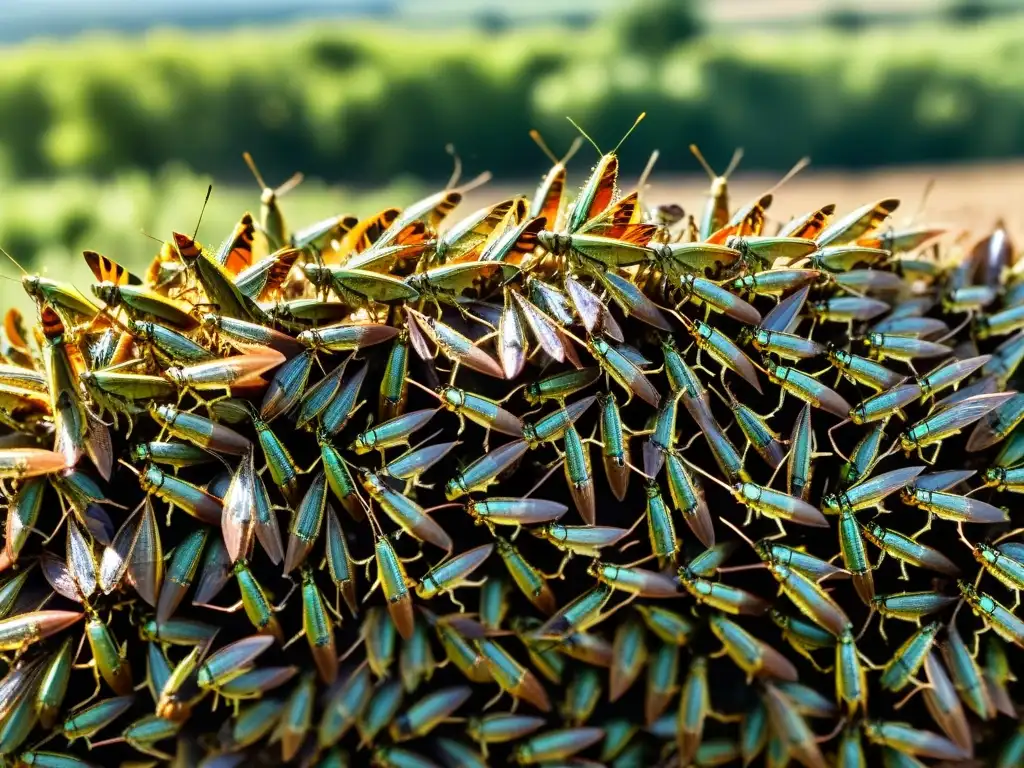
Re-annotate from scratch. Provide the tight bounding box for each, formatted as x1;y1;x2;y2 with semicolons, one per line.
463;160;1024;241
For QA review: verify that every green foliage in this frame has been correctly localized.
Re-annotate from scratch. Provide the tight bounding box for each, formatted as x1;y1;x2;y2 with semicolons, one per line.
823;6;870;32
944;0;999;24
611;0;704;57
0;16;1022;186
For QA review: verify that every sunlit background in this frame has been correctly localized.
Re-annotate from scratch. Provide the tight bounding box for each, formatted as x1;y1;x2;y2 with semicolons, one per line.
1;0;1023;308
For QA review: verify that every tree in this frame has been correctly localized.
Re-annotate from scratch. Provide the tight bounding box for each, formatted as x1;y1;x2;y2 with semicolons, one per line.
945;0;997;25
613;0;704;57
823;6;869;32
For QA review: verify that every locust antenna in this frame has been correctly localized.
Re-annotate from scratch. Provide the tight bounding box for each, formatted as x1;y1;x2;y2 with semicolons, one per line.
679;454;734;494
566;117;603;156
445;144;462;190
611;112;646;155
993;526;1024;545
562;136;584;164
117;458;140;477
404;376;440;398
765;156;811;196
911;178;935;225
723;147;744;178
638;149;659;193
689;144;717;180
242;151;267;190
458;171;492;195
530;130;560;165
525;461;562;500
193;185;213;242
276;172;304;197
0;247;26;275
720;516;757;550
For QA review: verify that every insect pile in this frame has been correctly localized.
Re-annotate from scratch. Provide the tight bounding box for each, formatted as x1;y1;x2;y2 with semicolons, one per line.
1;114;1024;767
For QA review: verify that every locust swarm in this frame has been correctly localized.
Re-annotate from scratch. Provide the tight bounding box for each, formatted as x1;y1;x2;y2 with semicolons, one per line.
0;124;1022;767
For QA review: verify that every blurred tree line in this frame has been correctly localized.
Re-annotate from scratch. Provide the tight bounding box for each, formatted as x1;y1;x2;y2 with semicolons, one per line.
0;1;1023;186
